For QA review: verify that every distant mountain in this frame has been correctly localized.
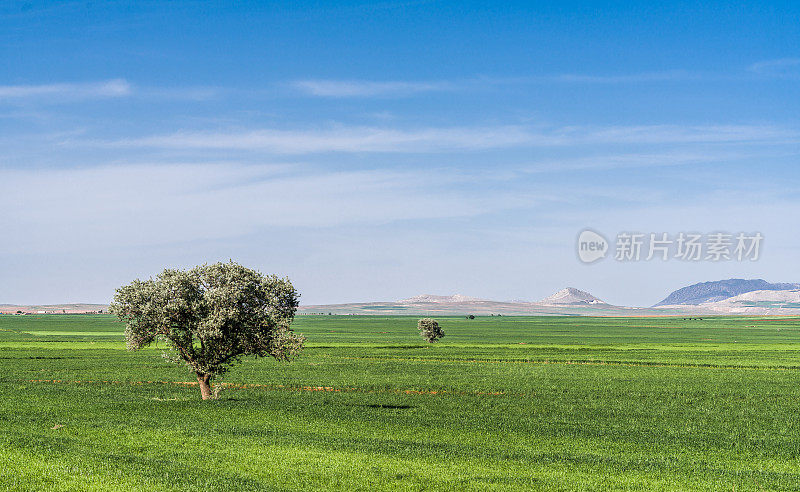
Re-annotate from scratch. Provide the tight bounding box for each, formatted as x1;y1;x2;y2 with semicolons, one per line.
654;279;800;306
299;285;800;315
700;289;800;313
540;287;605;305
398;294;483;304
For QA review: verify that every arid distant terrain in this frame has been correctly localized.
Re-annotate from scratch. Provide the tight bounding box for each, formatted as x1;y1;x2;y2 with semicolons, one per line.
0;304;107;315
6;280;799;317
299;281;800;316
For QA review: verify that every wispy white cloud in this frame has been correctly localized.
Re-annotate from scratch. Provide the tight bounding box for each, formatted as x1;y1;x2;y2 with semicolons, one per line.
293;79;454;97
0;163;524;255
138;86;221;101
94;123;798;154
580;124;797;145
102;125;541;153
546;70;696;83
2;160;797;305
293;71;697;97
748;58;800;77
0;79;132;101
0;79;223;103
522;149;779;174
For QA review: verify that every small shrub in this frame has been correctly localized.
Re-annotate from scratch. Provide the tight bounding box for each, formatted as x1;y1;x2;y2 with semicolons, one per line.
417;318;444;343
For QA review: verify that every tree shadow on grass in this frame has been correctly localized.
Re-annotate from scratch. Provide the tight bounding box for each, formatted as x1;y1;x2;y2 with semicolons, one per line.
0;356;73;360
362;403;415;410
376;345;431;350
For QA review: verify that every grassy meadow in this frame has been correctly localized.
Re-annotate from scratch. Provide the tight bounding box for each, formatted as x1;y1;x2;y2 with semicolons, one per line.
1;314;800;490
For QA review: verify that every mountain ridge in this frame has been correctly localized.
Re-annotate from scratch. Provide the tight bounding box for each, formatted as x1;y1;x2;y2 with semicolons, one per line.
654;279;800;306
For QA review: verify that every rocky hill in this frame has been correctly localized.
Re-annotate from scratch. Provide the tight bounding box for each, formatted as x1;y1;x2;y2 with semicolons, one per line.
699;289;800;314
540;287;605;305
654;279;800;306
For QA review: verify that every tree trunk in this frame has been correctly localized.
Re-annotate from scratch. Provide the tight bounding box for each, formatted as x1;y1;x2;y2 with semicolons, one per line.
196;373;213;400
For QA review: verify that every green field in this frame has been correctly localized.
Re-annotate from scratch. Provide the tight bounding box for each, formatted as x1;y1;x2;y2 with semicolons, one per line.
1;314;800;491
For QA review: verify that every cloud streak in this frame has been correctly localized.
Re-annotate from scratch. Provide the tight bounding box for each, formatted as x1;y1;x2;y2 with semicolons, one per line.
293;79;455;97
293;71;697;97
546;70;696;84
96;123;798;154
521;149;777;174
748;58;800;78
0;79;132;101
0;163;525;255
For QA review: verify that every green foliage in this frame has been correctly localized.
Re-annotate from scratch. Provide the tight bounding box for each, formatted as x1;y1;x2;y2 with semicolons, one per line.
417;317;444;343
109;262;305;384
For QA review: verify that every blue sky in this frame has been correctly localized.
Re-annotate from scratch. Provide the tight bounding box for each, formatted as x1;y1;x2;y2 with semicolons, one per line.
1;1;799;306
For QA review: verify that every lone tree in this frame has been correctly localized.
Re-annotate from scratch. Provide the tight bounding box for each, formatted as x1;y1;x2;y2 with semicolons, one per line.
110;261;305;399
417;318;444;343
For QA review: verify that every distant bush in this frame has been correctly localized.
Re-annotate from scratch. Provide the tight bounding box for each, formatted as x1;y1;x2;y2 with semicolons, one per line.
417;318;444;343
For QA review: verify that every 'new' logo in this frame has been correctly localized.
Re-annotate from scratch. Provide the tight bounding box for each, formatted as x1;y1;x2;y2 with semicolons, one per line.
577;229;608;264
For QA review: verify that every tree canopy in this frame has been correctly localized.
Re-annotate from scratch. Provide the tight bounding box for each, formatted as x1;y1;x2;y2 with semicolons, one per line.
110;261;305;399
417;318;444;343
